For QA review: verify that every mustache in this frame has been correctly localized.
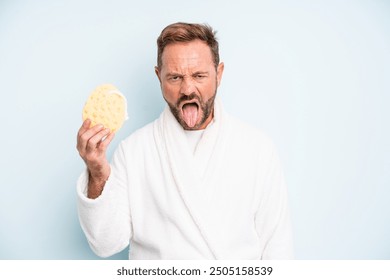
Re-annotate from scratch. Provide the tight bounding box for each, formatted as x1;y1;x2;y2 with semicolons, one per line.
176;93;201;107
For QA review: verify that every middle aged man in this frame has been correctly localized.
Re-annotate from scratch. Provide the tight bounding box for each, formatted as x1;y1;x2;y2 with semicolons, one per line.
76;22;293;259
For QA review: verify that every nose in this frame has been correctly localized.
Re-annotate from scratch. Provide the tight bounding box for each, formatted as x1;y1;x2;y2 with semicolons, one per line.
180;76;196;96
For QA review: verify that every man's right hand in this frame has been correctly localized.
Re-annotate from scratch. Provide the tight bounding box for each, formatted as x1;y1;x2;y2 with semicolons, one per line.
77;119;115;199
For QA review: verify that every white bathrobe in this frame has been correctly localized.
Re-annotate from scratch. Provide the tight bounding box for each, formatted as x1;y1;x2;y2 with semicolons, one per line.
77;98;293;259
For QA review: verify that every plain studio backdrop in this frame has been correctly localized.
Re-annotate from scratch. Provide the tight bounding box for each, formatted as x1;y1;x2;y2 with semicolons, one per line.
0;0;389;260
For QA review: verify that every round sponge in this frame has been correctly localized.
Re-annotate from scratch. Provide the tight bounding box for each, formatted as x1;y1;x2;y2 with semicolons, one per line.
82;84;128;132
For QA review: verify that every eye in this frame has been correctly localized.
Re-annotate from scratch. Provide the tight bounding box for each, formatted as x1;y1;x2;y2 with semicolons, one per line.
169;75;182;81
194;73;207;79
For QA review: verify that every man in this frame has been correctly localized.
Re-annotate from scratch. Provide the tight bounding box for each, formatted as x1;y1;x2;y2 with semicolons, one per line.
76;22;293;259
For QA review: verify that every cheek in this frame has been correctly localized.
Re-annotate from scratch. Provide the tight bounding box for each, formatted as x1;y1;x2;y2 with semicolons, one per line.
203;81;217;96
161;83;180;101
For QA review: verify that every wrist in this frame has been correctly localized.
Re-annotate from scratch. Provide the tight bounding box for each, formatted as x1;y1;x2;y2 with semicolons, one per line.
88;161;110;181
87;165;110;199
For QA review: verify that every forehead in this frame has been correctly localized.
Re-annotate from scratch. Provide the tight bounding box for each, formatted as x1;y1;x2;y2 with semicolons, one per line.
160;40;214;70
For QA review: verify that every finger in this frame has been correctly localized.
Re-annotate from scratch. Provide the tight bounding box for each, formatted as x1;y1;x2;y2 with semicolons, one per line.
99;131;115;151
86;128;111;151
78;119;91;137
78;124;106;154
79;123;105;144
77;120;92;152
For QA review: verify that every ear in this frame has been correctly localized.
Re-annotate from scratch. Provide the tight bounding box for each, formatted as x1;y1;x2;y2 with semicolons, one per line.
155;66;162;83
216;62;224;87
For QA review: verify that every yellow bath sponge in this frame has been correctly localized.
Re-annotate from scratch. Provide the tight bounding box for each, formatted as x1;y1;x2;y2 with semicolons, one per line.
82;84;128;132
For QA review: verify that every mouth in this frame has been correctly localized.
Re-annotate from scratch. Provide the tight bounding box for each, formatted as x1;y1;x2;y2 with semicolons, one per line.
181;100;200;128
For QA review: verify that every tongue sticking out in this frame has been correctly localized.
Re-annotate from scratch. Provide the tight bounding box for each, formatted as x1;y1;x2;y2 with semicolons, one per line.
182;103;198;128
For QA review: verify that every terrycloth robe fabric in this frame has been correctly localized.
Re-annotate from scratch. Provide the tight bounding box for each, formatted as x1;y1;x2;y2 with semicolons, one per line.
77;98;293;259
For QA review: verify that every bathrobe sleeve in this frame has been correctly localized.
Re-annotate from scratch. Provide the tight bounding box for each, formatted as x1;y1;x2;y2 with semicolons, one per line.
255;147;294;259
77;142;131;258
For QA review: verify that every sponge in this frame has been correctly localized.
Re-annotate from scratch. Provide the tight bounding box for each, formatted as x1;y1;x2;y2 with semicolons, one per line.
82;84;128;132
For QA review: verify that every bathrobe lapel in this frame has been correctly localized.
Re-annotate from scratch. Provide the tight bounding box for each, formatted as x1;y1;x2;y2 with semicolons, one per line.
155;98;229;259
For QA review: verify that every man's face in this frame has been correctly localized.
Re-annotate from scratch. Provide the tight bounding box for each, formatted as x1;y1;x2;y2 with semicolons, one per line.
155;40;224;130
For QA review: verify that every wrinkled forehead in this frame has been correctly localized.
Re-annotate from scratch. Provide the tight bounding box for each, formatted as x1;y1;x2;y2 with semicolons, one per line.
160;40;214;70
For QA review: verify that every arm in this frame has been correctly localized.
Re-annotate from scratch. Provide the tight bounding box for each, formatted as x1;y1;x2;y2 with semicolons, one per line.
76;119;131;257
76;119;113;199
255;148;294;260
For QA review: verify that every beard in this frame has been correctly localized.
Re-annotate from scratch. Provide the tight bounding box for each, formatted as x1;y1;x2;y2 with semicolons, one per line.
165;90;217;130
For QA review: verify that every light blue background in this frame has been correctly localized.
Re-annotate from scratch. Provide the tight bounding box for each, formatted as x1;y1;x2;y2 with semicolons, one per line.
0;0;389;259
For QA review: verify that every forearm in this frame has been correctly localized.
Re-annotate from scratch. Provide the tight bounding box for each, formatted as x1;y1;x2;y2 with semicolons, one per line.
77;168;131;257
87;165;111;199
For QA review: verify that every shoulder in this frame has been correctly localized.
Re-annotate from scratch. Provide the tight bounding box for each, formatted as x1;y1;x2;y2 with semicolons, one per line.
119;120;156;150
226;114;276;152
225;114;284;181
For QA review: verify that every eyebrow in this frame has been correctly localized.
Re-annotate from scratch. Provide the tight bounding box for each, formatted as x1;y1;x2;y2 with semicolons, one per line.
165;71;210;78
165;72;183;78
192;71;209;76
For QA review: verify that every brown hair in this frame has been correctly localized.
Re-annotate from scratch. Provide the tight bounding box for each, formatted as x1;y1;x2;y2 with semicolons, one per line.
157;22;219;69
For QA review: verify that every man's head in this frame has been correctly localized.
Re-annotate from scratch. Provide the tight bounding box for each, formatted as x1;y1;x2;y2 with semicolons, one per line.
155;22;224;130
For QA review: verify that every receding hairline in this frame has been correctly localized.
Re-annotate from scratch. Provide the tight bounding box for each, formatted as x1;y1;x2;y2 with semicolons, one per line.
159;39;215;67
156;22;220;69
